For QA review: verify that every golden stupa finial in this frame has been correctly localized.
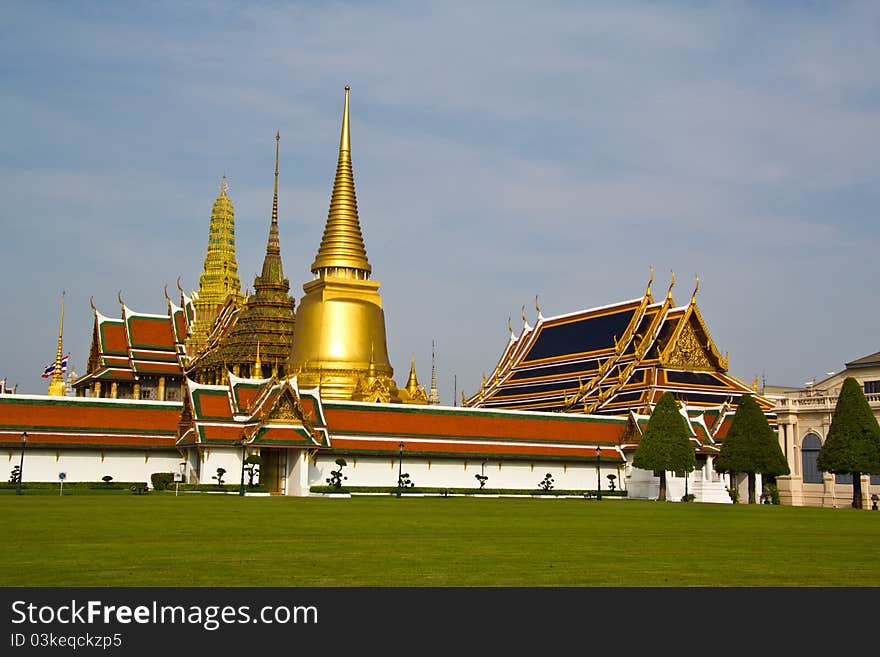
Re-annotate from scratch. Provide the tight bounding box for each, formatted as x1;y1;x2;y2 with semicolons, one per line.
268;131;281;256
691;273;699;304
406;354;420;391
752;374;759;392
310;85;371;275
220;174;228;196
254;341;262;376
47;290;67;396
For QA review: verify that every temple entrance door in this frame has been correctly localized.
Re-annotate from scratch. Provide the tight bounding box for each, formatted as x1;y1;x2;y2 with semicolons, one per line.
261;450;283;493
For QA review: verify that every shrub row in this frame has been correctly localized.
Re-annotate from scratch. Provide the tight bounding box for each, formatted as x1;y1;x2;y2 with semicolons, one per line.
0;481;144;490
310;485;628;497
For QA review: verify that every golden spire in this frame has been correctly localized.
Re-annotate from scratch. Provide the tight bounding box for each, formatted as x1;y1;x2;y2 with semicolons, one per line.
47;290;67;396
406;354;420;390
310;85;372;276
268;131;281;257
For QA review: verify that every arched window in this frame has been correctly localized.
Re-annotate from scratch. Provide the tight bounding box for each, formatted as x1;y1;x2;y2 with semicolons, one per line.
801;433;823;484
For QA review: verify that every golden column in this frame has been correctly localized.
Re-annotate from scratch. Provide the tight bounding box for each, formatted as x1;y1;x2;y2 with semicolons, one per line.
47;291;67;396
289;86;398;400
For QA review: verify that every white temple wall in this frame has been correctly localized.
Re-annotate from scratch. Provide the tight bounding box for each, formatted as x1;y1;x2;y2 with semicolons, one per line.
3;448;182;484
309;455;622;493
198;449;244;486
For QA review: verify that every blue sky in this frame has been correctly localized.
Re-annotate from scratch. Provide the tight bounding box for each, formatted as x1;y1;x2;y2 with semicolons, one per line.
1;1;878;400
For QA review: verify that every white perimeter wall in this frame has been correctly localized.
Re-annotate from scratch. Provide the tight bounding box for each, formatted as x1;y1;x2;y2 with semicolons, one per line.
309;455;623;493
3;448;183;484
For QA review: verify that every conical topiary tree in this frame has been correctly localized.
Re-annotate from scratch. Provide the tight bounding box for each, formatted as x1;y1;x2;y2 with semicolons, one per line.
633;391;695;501
817;377;880;509
715;393;790;504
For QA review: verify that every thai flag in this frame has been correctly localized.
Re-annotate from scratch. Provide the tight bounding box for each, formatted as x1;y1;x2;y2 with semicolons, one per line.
41;354;69;378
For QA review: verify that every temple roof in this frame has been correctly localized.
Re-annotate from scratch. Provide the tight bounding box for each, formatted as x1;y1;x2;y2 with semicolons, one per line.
178;376;328;448
322;400;627;462
75;293;188;389
0;394;180;450
465;273;774;416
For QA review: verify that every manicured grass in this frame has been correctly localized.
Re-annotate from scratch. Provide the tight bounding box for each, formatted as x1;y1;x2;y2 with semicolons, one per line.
2;493;878;586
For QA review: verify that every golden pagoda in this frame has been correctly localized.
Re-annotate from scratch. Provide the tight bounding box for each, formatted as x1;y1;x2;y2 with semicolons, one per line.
188;133;296;383
289;86;400;401
185;176;244;358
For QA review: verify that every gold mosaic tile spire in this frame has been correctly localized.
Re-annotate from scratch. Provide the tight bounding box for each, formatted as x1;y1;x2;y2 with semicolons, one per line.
310;85;372;276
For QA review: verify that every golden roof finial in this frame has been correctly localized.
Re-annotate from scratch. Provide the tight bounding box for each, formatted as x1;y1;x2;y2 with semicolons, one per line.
521;305;526;323
268;131;281;257
406;354;420;391
667;271;675;301
691;273;700;304
47;290;67;396
647;264;654;296
508;316;513;334
535;294;542;319
310;85;372;275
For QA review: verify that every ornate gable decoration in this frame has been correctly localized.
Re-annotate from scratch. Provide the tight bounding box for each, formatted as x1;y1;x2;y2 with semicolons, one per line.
264;384;314;435
660;304;728;372
665;320;712;370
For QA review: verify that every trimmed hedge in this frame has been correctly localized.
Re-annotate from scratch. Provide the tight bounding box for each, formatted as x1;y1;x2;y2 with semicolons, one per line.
151;472;175;491
309;485;628;497
0;481;146;490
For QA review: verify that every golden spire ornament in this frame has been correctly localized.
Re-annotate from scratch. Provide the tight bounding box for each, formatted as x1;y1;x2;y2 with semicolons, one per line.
310;85;371;276
47;290;67;396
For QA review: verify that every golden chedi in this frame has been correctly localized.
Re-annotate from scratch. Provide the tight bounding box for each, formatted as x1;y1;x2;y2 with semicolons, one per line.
185;177;244;359
290;86;400;401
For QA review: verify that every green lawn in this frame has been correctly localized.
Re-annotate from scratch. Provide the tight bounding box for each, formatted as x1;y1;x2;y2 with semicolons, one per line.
2;493;878;586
